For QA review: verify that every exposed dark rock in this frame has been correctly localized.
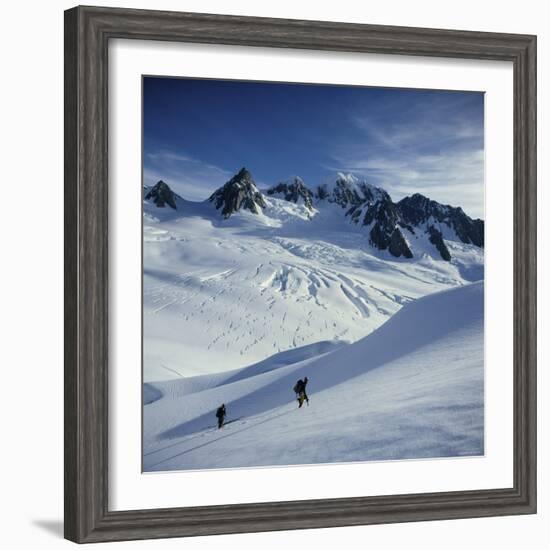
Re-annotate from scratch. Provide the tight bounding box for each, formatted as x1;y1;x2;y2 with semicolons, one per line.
389;228;414;259
359;196;413;257
266;177;314;210
396;193;435;225
451;213;484;247
369;222;392;251
362;196;400;229
315;174;388;209
428;226;452;261
145;180;178;210
342;188;483;261
347;206;362;223
205;168;484;261
209;167;266;219
397;194;484;247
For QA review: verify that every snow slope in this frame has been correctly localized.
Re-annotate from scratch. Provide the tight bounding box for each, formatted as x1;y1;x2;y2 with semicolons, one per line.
143;281;484;471
143;193;483;381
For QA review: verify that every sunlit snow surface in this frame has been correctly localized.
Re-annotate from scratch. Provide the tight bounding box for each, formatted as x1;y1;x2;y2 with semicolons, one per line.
143;195;484;471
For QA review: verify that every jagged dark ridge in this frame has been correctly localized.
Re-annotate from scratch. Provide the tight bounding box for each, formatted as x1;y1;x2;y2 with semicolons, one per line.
145;180;178;210
398;194;484;247
389;228;414;259
427;226;452;262
350;195;414;258
208;167;267;219
345;189;483;261
315;173;388;209
146;168;484;262
266;177;314;210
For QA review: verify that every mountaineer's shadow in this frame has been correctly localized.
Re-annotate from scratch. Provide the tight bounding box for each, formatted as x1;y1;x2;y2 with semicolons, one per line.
148;410;293;470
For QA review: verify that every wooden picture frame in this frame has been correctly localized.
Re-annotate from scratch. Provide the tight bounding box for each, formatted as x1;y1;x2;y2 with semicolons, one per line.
64;5;536;543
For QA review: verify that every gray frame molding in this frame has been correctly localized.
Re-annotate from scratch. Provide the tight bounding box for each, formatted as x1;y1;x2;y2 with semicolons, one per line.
64;5;537;543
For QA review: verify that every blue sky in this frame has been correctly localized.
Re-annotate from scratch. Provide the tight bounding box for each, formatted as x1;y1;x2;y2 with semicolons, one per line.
144;77;484;218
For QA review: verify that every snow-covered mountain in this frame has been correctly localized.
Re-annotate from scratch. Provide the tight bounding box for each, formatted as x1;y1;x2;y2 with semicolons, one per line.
208;167;266;218
144;180;182;210
143;168;484;383
398;193;484;246
144;281;484;470
315;172;388;208
266;176;314;211
201;168;484;261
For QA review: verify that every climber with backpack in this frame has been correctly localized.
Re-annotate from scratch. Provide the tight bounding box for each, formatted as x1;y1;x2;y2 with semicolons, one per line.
293;377;309;408
215;403;226;429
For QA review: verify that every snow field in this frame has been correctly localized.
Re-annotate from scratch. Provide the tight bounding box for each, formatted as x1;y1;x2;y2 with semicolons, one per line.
143;195;482;380
144;282;484;471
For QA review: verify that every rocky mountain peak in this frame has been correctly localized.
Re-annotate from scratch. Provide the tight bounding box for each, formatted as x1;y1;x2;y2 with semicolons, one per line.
209;167;267;219
344;188;484;261
266;176;314;210
234;167;254;182
316;173;388;208
144;180;179;210
398;193;446;225
343;190;410;258
397;194;483;248
150;167;483;262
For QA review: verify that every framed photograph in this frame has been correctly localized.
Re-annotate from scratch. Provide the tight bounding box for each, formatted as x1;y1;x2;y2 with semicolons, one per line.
64;6;537;543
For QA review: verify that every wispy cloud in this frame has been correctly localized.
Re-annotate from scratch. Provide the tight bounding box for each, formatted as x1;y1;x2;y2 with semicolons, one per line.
144;150;232;201
328;94;485;218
